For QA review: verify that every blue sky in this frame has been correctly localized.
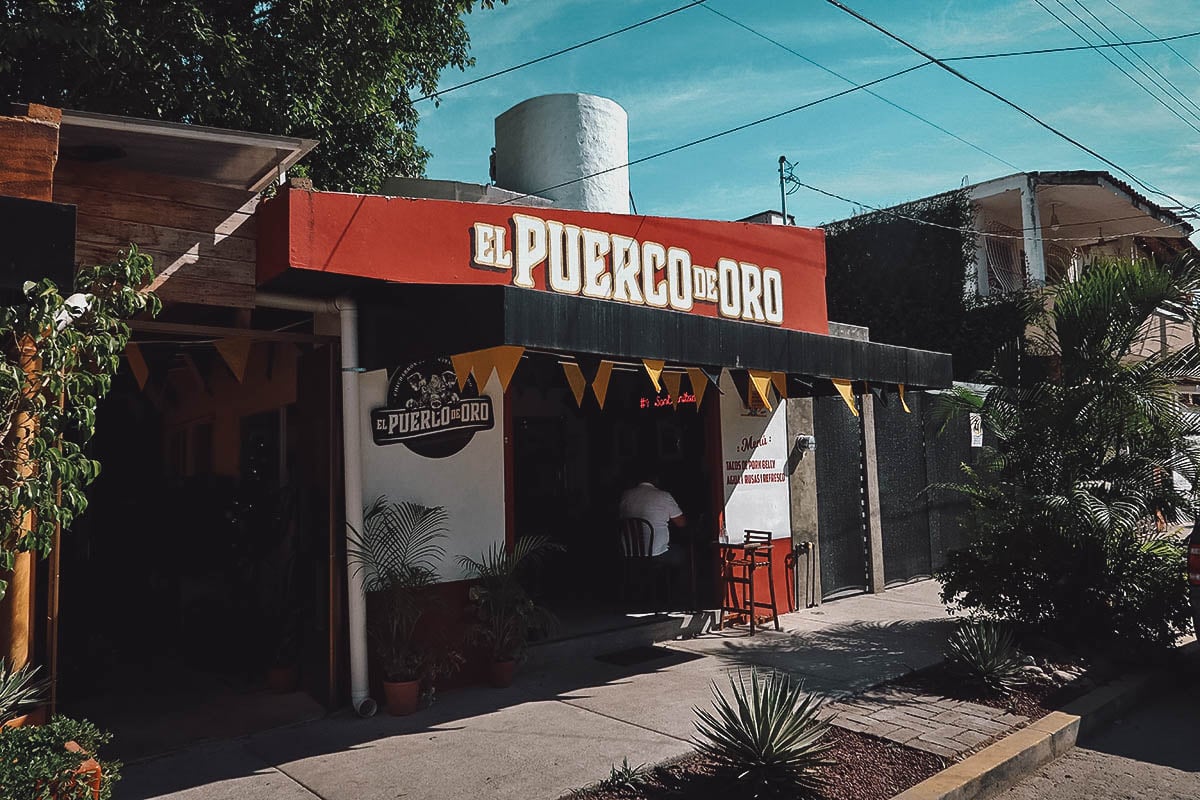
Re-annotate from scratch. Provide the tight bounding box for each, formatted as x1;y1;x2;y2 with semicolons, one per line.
416;0;1200;227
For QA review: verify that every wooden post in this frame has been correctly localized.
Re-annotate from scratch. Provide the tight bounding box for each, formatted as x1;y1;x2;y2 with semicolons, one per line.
0;103;61;670
2;338;42;668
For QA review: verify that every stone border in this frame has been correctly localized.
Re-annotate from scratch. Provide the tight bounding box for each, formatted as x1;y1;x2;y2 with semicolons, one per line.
891;641;1199;800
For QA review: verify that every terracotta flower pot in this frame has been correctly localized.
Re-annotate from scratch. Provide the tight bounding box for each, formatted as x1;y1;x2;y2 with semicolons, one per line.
489;659;517;688
64;740;103;800
383;679;421;715
3;714;29;729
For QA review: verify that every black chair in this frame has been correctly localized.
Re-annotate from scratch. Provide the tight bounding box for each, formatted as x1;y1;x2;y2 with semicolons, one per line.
617;517;672;607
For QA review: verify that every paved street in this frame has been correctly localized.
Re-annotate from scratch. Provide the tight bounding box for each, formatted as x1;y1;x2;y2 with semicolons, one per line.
997;670;1200;800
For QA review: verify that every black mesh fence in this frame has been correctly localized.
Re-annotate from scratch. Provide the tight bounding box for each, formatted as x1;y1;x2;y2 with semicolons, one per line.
874;392;933;585
813;395;870;598
922;392;978;570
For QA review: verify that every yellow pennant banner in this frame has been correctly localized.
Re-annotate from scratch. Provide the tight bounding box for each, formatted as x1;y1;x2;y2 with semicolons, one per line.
662;371;683;408
747;369;774;411
215;337;253;383
485;346;524;393
898;383;911;414
450;351;475;391
770;371;787;400
686;367;709;408
126;342;149;390
592;360;614;410
450;346;524;393
642;359;665;393
562;362;587;407
832;378;859;417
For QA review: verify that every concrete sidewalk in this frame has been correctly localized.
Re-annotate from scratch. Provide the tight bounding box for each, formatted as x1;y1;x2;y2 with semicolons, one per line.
122;580;953;800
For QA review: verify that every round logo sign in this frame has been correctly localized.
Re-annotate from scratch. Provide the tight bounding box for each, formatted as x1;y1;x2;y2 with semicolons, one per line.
370;357;495;458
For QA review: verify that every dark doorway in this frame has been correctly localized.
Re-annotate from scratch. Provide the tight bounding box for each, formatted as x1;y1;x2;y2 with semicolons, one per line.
509;355;719;620
55;341;335;760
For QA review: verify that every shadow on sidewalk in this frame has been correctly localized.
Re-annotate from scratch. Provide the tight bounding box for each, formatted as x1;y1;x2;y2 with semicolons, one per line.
122;618;953;799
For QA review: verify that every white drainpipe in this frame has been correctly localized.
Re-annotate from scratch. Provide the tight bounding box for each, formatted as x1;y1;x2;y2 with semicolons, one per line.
255;292;376;717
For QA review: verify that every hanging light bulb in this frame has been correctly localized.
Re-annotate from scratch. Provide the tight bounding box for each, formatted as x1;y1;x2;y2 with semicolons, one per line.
1049;203;1061;232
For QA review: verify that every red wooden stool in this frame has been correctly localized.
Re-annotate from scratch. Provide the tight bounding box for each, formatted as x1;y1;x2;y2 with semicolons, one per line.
718;529;780;634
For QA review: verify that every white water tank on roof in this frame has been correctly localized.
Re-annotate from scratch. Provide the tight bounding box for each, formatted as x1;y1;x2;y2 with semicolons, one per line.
493;93;629;214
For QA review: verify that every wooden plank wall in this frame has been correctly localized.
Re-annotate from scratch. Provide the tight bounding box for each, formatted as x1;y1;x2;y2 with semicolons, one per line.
0;104;60;201
53;161;259;307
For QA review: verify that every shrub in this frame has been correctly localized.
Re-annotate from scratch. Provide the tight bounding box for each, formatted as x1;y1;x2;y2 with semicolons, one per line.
946;620;1024;696
0;716;120;800
938;257;1200;650
693;669;831;798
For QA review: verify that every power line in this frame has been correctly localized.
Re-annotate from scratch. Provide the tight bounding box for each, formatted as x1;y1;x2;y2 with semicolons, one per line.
944;28;1200;61
413;0;1200;106
788;175;1189;243
821;0;1197;214
498;61;933;205
412;0;708;103
1067;0;1200;120
699;4;1018;170
1102;0;1200;77
1035;0;1200;132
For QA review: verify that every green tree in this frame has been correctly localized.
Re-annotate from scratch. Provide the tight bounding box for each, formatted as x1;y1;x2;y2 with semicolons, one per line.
937;256;1200;649
0;247;159;600
0;1;504;192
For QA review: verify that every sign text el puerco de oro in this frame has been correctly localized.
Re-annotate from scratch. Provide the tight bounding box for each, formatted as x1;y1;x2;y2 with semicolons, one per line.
371;358;494;458
471;212;785;326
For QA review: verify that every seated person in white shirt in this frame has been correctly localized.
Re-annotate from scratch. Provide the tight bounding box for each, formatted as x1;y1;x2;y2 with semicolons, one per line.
618;465;688;568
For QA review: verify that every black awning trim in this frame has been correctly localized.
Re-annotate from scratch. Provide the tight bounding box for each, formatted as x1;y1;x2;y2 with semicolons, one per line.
357;284;952;388
499;287;951;388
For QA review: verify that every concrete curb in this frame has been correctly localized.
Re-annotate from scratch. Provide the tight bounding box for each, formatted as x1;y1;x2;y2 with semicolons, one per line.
891;641;1199;800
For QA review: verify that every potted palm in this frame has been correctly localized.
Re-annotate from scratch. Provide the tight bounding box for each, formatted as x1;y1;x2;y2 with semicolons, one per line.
348;497;462;715
458;536;561;687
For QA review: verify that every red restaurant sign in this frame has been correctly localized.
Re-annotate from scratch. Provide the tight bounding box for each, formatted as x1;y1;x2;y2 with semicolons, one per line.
258;189;830;334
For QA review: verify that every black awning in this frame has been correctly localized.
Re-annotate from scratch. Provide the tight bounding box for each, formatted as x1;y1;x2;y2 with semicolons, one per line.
357;284;951;388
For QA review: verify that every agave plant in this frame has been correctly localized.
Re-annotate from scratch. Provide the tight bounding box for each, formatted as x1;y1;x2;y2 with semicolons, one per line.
693;668;832;798
457;535;562;662
0;661;47;725
598;757;651;793
946;619;1024;696
347;497;459;683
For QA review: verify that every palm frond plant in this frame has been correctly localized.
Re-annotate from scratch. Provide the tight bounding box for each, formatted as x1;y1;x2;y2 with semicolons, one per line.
457;535;562;664
347;497;460;684
0;661;47;726
937;255;1200;650
946;619;1024;696
693;668;832;798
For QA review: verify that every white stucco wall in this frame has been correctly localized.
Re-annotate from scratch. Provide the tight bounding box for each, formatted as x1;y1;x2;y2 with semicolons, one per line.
358;368;507;582
719;372;791;541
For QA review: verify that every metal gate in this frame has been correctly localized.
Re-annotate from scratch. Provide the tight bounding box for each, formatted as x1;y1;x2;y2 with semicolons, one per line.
813;395;870;598
923;395;976;570
874;392;933;585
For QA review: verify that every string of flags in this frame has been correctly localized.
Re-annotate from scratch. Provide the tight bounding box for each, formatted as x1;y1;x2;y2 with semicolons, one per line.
124;337;288;392
126;337;913;418
441;345;912;417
